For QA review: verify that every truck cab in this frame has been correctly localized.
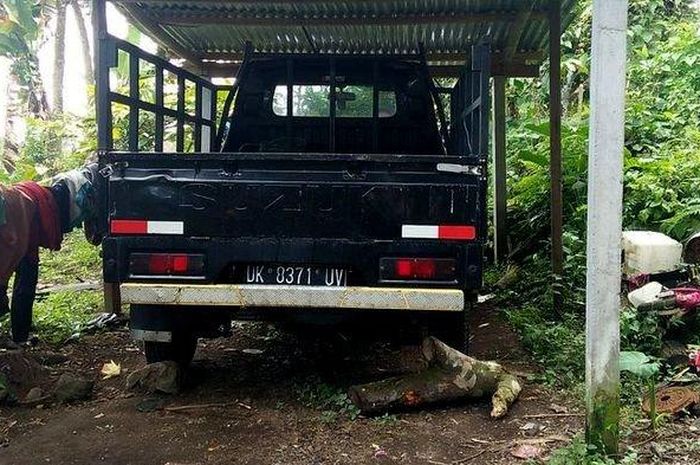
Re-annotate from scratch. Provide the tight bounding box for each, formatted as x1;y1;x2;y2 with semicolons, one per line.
93;17;490;365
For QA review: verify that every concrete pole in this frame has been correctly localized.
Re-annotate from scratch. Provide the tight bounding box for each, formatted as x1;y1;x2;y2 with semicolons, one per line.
585;0;628;455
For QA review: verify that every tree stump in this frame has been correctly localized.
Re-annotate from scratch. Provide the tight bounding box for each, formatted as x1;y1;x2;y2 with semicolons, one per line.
348;337;521;418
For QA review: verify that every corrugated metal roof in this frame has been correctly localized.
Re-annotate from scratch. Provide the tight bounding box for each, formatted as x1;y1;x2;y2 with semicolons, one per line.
115;0;577;73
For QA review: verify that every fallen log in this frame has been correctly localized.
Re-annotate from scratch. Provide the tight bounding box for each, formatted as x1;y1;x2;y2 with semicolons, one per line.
348;337;521;418
35;281;102;295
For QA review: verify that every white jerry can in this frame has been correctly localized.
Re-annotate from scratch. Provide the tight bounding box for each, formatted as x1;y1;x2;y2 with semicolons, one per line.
622;231;683;276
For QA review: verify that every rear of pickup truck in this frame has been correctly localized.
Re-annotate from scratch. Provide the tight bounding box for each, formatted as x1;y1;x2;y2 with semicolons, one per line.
95;44;490;365
103;152;484;358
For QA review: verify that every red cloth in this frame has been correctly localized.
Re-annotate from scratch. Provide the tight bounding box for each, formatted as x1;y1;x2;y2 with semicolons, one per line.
0;185;35;284
14;182;62;259
673;288;700;311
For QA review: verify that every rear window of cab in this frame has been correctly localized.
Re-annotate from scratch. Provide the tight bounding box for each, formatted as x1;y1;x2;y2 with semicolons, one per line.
272;85;397;118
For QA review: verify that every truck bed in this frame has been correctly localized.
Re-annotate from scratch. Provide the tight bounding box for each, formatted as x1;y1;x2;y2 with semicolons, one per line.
100;152;485;290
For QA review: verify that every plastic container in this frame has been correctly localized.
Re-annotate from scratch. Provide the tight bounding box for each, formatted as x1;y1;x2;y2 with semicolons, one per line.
622;231;683;276
628;281;664;308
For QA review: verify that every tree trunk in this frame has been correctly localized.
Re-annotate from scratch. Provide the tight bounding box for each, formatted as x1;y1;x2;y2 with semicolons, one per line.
348;337;521;418
2;74;21;171
71;0;94;86
52;0;67;114
16;55;51;119
561;68;577;117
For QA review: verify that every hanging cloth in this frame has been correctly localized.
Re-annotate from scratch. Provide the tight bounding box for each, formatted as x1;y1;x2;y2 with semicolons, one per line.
51;167;93;230
14;181;62;259
0;185;36;284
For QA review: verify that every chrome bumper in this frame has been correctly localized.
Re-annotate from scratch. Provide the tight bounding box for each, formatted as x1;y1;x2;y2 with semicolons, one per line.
120;283;464;312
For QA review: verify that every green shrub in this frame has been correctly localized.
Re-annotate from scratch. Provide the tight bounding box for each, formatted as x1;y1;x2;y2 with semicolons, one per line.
620;306;663;355
547;436;639;465
501;0;700;387
507;304;584;386
294;376;361;422
39;230;101;285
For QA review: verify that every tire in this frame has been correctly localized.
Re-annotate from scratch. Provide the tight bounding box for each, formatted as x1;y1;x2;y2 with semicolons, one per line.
144;331;198;367
432;312;470;354
426;299;472;354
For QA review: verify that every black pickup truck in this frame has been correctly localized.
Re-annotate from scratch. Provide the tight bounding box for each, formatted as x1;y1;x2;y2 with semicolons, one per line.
93;38;490;366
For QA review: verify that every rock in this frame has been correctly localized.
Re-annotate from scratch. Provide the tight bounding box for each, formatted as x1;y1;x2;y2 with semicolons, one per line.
24;387;44;403
510;444;544;460
53;373;94;402
549;403;568;414
33;351;69;366
519;421;544;437
136;397;165;413
0;335;20;350
0;373;11;403
126;362;180;394
0;352;50;400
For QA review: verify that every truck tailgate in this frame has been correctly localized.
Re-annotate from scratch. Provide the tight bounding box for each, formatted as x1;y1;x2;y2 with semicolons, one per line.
103;152;484;242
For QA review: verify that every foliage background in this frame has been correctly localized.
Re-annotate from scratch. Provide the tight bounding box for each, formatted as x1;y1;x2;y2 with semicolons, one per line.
500;0;700;386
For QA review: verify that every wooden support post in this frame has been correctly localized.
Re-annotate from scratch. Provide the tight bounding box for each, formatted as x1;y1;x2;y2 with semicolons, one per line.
492;76;507;264
104;282;122;315
92;0;109;151
585;0;628;455
549;0;564;313
93;0;117;315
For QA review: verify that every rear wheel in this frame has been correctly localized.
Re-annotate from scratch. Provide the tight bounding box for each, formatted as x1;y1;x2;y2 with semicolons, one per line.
431;312;470;354
144;331;198;367
424;300;472;354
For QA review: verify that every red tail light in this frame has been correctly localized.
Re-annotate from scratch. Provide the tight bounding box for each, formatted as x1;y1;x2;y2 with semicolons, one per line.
380;258;456;282
129;253;205;277
395;259;436;279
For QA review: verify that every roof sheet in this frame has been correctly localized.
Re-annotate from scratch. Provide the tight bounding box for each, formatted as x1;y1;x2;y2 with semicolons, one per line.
115;0;577;71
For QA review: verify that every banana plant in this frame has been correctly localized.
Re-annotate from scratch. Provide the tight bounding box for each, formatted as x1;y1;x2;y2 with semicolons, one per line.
620;351;662;429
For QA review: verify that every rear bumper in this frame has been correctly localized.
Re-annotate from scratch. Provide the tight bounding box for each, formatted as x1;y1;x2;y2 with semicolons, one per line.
120;283;464;312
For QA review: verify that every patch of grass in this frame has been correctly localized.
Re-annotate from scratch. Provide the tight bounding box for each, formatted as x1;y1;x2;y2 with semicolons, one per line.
39;230;101;286
506;305;585;387
32;290;103;344
371;413;399;426
1;229;103;345
483;263;508;288
294;376;361;422
546;436;639;465
319;410;341;424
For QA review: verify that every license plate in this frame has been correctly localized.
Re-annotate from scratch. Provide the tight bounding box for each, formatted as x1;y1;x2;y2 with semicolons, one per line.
244;264;348;287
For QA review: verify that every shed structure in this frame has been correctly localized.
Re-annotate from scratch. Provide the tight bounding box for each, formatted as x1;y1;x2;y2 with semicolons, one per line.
97;0;577;310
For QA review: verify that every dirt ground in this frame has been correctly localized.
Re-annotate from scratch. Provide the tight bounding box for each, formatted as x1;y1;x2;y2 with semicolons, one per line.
0;305;696;465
